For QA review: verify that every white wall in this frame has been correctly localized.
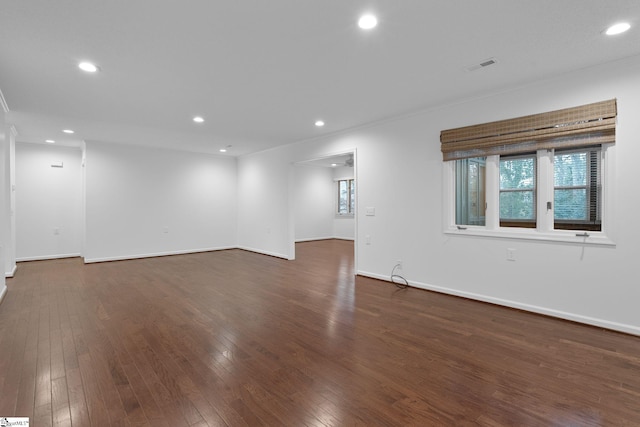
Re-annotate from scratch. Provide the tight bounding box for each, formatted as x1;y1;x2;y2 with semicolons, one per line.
0;110;16;279
294;165;334;242
84;141;237;262
333;166;355;240
237;148;294;259
15;143;83;260
237;54;640;335
0;111;9;299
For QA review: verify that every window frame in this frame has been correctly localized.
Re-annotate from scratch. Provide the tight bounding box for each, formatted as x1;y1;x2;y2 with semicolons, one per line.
443;144;615;246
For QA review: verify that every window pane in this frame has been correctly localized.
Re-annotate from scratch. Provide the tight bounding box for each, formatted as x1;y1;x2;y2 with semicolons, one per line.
500;155;536;224
338;180;348;214
349;180;355;213
554;148;600;230
554;189;587;220
500;157;535;190
500;191;535;219
554;152;587;187
455;157;486;226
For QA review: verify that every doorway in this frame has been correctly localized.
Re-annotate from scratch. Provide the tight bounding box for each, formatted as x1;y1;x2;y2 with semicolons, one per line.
291;150;357;272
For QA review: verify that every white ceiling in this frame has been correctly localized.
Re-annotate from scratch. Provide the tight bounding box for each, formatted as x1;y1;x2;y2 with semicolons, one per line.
1;1;639;156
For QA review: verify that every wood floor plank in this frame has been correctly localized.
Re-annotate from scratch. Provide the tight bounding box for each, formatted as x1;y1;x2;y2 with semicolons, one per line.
51;376;72;427
1;241;640;426
34;304;52;417
34;402;54;427
0;279;31;415
66;367;91;427
77;352;111;426
59;292;80;372
13;294;40;419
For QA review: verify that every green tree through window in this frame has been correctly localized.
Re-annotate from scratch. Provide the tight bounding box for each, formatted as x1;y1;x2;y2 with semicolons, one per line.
500;155;536;226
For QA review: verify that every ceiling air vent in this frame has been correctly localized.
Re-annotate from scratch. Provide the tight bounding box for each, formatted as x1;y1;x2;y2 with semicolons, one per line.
465;57;498;72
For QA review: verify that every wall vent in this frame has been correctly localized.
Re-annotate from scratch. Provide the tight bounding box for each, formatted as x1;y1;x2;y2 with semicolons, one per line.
465;57;498;72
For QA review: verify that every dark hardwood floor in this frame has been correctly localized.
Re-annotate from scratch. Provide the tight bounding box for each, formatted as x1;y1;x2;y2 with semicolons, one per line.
1;239;639;426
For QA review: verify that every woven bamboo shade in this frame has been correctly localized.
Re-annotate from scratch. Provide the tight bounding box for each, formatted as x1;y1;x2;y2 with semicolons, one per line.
440;99;617;161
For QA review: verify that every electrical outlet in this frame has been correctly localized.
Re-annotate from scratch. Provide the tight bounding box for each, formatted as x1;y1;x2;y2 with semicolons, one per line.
507;248;516;261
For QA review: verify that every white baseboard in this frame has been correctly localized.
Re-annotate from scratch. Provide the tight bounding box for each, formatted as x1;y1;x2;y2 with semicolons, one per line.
295;236;334;243
237;246;292;260
5;264;17;278
357;270;640;337
16;253;81;262
295;236;354;243
84;246;236;264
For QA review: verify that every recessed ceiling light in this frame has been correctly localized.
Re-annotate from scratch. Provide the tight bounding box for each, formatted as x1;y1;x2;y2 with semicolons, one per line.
605;22;631;35
62;129;74;134
315;120;325;127
331;163;338;167
46;139;55;144
193;116;205;123
358;14;378;30
219;148;227;153
78;62;99;73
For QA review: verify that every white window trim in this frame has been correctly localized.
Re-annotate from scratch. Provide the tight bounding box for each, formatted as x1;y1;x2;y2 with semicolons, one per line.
442;144;616;246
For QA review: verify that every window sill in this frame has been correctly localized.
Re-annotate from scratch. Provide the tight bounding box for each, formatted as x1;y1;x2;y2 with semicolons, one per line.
336;213;354;218
444;226;615;246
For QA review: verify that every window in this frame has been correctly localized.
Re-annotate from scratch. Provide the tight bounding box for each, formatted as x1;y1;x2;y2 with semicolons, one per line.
442;99;616;245
455;157;486;226
337;179;355;215
499;154;536;228
554;147;601;231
